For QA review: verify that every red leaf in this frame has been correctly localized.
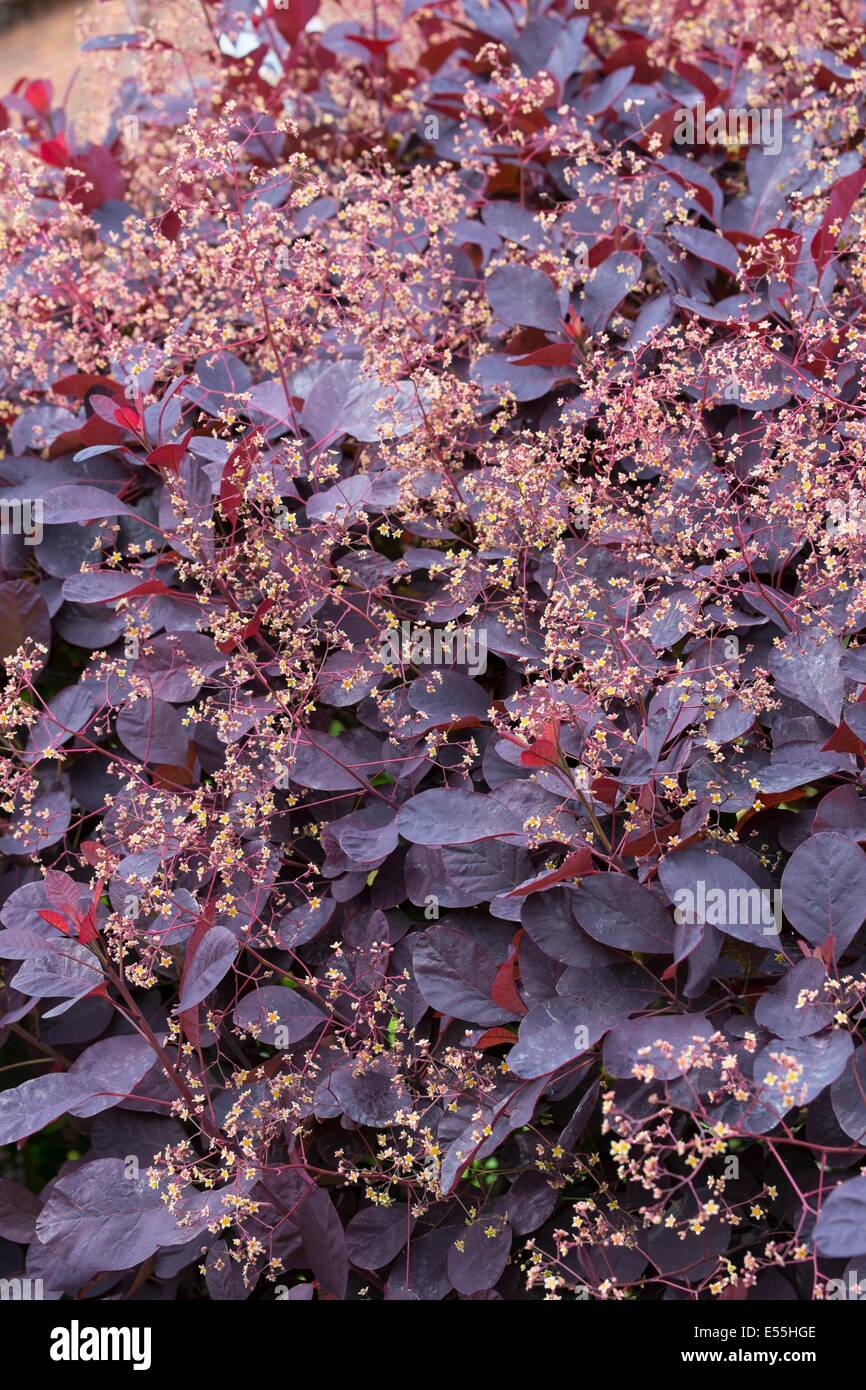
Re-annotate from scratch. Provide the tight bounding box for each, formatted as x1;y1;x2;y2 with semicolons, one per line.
490;932;528;1016
147;430;194;474
811;168;866;276
25;80;52;115
657;164;715;221
563;306;586;341
159;208;181;241
75;878;105;946
268;0;319;46
179;902;216;1046
602;38;661;82
589;776;620;807
622;820;681;857
800;332;841;378
216;597;274;653
475;1026;519;1050
65;145;126;213
349;35;398;57
52;372;123;401
77;912;100;946
114;405;143;433
38;134;69;168
672;60;724;107
507;848;595;898
818;935;837;968
822;721;865;755
220;434;257;526
638;107;680;155
508;343;573;367
48;412;125;459
123;577;172;598
519;739;560;768
519;717;562;768
37;909;71;935
735;227;802;282
44;872;81;918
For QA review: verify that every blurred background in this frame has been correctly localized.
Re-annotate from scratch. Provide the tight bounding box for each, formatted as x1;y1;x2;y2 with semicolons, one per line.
0;1;127;92
0;1;206;140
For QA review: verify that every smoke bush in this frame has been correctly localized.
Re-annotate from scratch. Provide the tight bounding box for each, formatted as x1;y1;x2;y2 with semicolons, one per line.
0;0;866;1302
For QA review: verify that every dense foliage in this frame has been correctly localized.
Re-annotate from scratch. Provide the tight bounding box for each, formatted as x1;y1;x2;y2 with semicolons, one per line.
2;0;866;1301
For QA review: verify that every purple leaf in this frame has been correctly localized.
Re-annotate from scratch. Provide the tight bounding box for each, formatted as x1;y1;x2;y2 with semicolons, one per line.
447;1215;511;1294
830;1045;866;1143
659;846;778;948
11;938;102;1001
603;1014;714;1080
0;1035;155;1142
346;1204;412;1269
570;874;674;953
814;1175;866;1257
0;1073;81;1146
669;225;740;275
578;252;641;334
0;1178;42;1243
42;486;134;524
811;785;866;839
521;887;616;967
204;1241;249;1300
507;998;606;1078
34;1158;219;1279
0;580;51;666
397;789;523;846
289;731;376;791
407;671;490;729
413;924;514;1025
385;1221;461;1300
233;984;326;1045
329;806;398;865
66;1033;161;1118
754;958;832;1039
25;686;97;762
179;926;238;1010
116;697;189;766
266;1168;348;1298
754;1031;853;1111
486;264;565;332
300;360;423;444
644;1197;729;1282
330;1058;409;1125
780;833;866;950
769;634;844;725
406;840;531;908
470;354;565;402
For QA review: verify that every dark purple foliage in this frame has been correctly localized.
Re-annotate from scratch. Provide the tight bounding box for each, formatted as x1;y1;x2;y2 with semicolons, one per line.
0;0;865;1305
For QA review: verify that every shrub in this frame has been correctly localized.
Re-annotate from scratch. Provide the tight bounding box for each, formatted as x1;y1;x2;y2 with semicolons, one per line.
0;0;865;1301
